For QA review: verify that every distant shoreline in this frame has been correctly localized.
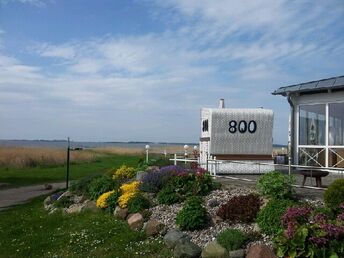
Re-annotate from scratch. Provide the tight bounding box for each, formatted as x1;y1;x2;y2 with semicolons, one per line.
0;139;287;149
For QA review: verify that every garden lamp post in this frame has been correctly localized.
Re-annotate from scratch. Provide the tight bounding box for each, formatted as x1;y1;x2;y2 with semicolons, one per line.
184;144;189;164
145;144;150;163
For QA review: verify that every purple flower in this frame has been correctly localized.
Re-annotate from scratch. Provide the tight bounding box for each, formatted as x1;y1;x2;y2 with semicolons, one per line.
314;213;327;224
340;202;344;210
282;206;313;226
320;223;344;239
284;221;297;239
309;236;329;247
336;212;344;221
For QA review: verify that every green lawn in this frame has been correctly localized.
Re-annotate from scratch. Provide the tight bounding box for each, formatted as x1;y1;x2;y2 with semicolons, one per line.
0;154;142;187
0;196;172;258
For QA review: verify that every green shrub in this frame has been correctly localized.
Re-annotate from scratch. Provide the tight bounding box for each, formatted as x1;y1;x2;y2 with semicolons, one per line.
88;176;118;200
257;171;294;199
176;196;208;231
70;174;102;197
257;198;296;236
127;193;150;213
324;178;344;211
53;196;73;208
105;189;121;213
216;194;261;223
217;229;248;251
157;184;180;205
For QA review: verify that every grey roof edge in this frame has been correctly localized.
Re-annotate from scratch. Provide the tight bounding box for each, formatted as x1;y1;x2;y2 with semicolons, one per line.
272;75;344;96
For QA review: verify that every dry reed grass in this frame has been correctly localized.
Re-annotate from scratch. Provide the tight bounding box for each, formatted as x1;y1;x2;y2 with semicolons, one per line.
0;147;98;168
93;145;189;155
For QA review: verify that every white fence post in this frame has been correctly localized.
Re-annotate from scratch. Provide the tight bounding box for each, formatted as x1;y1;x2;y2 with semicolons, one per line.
174;153;177;166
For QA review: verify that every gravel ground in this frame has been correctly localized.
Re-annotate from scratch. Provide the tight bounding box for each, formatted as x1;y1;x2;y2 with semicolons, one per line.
149;186;325;249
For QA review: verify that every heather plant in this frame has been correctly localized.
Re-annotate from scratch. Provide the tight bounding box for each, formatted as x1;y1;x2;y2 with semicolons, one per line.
140;165;185;193
216;194;261;223
274;205;344;258
176;196;208;231
257;198;296;236
216;229;248;251
324;178;344;211
257;171;295;199
127;193;150;213
88;175;118;200
157;183;180;205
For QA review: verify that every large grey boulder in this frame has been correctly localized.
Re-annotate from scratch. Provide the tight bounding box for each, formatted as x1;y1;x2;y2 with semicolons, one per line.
65;203;84;214
127;213;144;230
201;241;229;258
82;200;98;212
136;171;148;181
164;229;188;249
173;240;202;258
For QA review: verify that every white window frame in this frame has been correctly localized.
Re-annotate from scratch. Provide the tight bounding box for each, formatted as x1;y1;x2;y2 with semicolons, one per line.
297;101;344;168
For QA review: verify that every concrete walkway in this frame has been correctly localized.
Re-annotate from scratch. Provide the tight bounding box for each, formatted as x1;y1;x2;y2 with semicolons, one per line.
0;182;65;211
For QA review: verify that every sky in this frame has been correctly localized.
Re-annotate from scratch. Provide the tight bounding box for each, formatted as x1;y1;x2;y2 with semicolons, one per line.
0;0;343;144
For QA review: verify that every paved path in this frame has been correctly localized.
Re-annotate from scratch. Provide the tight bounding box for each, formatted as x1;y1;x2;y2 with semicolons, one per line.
0;182;65;211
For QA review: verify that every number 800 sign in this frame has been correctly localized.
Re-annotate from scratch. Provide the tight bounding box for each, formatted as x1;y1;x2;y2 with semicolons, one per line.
229;120;257;134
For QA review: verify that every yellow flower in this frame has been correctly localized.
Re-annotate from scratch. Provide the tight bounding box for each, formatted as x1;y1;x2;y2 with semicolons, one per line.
113;165;136;180
96;190;115;209
118;181;140;208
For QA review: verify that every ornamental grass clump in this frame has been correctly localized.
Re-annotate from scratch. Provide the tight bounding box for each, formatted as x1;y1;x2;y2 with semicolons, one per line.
112;165;136;180
88;175;118;200
118;181;140;208
274;205;344;258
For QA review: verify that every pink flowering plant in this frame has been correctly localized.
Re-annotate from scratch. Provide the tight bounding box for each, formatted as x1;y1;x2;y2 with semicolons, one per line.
274;204;344;258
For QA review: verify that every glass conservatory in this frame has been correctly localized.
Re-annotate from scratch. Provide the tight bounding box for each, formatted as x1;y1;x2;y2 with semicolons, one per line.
273;75;344;168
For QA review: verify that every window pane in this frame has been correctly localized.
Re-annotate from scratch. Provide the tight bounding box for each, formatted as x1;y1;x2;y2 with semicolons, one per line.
329;102;344;146
328;148;344;168
299;148;326;167
299;104;325;145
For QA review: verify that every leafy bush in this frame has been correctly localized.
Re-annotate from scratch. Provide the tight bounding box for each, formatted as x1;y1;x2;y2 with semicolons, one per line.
53;196;73;208
140;165;185;193
112;165;136;180
176;196;208;231
216;194;261;223
217;229;248;251
118;181;140;208
127;193;150;213
70;174;102;197
157;184;180;205
257;198;296;236
88;175;118;200
324;178;344;211
274;205;344;258
257;171;295;199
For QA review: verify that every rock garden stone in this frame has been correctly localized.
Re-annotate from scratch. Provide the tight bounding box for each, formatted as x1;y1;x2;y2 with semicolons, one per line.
44;184;53;190
144;219;165;236
82;200;97;212
49;208;59;214
228;249;245;258
173;240;202;258
246;244;276;258
43;196;53;210
207;199;220;208
164;229;189;249
127;213;144;230
147;166;159;172
211;216;223;225
65;203;84;214
114;206;128;219
201;241;229;258
57;190;72;200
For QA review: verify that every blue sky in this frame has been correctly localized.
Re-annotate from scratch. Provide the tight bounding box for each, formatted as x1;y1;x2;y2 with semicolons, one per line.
0;0;343;144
